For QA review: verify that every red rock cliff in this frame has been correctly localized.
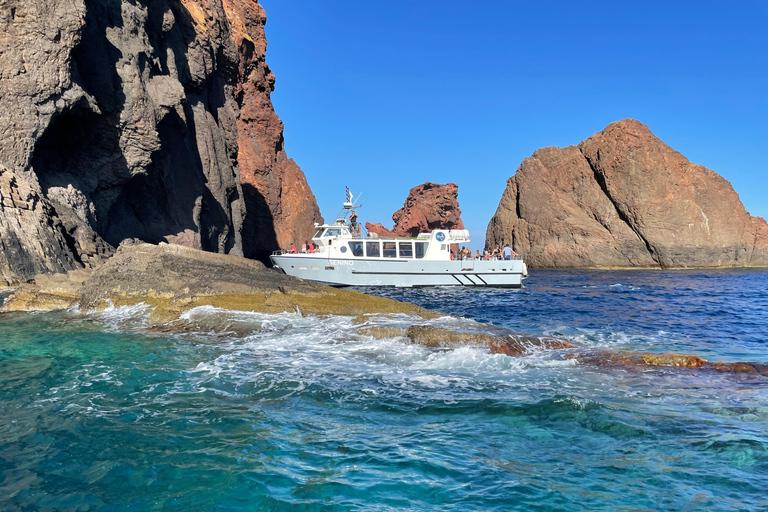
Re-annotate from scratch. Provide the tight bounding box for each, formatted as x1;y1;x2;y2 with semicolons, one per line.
486;119;768;268
366;182;464;238
223;0;322;259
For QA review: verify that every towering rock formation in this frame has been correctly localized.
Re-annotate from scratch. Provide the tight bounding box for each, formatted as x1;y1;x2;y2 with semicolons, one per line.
486;119;768;268
223;0;322;259
366;182;464;238
0;0;320;285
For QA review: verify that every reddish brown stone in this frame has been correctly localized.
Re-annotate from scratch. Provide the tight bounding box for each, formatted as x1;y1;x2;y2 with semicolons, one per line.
486;119;768;268
363;222;397;238
367;182;464;238
223;0;323;260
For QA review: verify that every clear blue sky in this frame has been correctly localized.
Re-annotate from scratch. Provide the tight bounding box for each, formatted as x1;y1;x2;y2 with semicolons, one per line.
260;0;767;247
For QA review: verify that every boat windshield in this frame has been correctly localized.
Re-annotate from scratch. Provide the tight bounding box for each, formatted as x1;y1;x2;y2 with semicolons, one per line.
313;228;324;238
324;228;342;237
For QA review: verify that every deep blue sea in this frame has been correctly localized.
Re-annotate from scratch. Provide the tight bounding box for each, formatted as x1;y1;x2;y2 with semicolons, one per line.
1;269;767;511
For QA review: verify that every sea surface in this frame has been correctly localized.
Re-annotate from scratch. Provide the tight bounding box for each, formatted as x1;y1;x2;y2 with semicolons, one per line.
1;269;767;511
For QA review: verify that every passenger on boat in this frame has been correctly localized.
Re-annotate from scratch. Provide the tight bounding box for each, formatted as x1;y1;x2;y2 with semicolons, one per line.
484;249;491;260
475;250;481;260
307;241;315;253
290;242;297;254
301;242;308;253
350;212;361;238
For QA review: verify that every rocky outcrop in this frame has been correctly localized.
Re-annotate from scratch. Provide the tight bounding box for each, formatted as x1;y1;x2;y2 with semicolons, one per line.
366;182;464;238
1;241;438;321
0;0;245;284
356;323;768;376
486;119;768;268
0;0;321;285
223;1;322;259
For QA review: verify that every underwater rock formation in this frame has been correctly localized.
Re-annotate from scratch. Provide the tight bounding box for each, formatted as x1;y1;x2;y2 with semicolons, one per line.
486;119;768;268
366;182;464;238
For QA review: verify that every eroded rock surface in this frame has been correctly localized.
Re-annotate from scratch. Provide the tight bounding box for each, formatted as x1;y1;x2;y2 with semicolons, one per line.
1;241;437;322
486;119;768;268
356;323;768;377
0;0;321;285
366;182;464;238
223;0;322;259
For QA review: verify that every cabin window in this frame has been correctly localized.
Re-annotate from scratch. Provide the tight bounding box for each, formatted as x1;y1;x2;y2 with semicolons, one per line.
398;242;413;258
383;242;397;258
348;241;364;257
441;244;447;251
324;228;341;237
366;241;380;257
314;229;324;238
415;242;428;259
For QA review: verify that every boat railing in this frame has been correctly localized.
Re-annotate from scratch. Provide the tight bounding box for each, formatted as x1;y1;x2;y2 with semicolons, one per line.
459;254;524;261
272;249;325;256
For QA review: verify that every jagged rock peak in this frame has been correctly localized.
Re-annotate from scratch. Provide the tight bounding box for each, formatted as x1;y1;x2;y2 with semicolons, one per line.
366;182;464;238
486;119;768;268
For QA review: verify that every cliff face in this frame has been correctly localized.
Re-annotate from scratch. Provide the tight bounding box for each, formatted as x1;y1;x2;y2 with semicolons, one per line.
0;0;320;285
366;182;464;238
486;119;768;268
223;0;322;259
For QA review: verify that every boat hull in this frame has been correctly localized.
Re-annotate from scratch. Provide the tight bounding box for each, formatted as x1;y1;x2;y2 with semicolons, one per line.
270;255;526;288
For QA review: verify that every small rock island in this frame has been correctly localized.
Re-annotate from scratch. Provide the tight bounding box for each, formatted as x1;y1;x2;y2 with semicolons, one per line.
486;119;768;268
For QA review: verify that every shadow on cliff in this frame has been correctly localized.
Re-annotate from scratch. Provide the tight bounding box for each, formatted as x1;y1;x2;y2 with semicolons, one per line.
30;0;239;255
30;0;129;263
241;183;279;264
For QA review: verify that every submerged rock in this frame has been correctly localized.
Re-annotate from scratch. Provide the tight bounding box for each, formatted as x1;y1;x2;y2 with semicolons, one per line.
357;322;768;378
357;323;573;356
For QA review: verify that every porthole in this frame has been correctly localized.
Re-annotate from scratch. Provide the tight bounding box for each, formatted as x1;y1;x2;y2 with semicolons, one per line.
340;246;348;253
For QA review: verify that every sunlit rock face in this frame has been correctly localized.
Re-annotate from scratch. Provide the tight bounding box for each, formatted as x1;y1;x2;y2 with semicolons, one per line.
0;0;320;284
366;182;464;238
486;119;768;268
223;0;322;260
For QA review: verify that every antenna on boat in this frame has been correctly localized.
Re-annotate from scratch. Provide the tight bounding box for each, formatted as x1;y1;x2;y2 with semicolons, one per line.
334;186;363;224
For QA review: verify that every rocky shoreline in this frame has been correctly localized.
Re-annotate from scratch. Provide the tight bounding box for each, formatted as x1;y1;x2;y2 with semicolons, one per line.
1;242;436;321
3;241;766;377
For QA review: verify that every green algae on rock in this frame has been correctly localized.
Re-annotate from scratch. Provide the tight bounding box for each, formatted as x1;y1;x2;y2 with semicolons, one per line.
1;242;438;323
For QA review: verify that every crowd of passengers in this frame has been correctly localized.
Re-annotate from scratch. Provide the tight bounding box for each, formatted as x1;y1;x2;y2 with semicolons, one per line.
454;244;518;261
284;241;518;260
287;241;316;254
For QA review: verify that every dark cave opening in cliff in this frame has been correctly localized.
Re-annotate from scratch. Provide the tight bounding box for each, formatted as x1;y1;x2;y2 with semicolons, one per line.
31;102;130;235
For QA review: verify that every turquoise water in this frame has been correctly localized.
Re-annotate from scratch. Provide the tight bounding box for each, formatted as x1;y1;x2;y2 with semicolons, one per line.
1;270;767;511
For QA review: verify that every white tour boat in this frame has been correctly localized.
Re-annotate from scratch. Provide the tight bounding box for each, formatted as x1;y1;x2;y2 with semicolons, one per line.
270;189;527;288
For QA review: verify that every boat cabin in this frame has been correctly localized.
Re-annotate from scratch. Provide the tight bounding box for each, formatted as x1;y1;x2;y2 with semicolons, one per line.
309;221;470;262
